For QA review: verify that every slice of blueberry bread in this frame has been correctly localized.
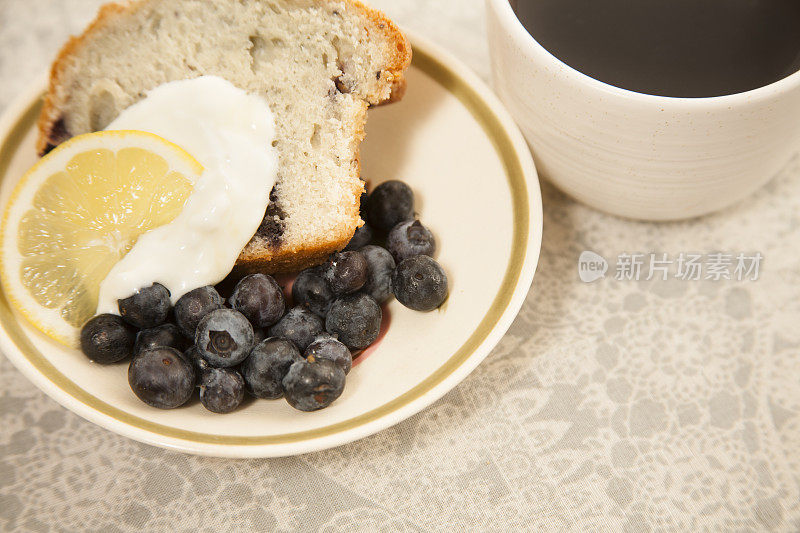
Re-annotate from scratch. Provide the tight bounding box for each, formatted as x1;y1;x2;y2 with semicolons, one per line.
37;0;411;274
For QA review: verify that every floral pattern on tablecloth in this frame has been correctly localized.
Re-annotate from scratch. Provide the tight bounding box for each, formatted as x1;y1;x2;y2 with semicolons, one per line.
1;1;798;531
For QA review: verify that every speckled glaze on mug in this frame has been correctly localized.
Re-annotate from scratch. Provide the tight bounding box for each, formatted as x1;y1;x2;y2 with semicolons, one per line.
487;0;800;220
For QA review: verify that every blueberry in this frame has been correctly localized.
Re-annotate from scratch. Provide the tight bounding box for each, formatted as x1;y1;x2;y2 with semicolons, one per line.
312;332;338;343
229;273;285;328
242;337;302;399
344;223;374;251
292;268;335;318
366;180;414;232
305;336;352;374
282;359;346;411
184;345;210;377
195;308;254;367
392;255;449;311
325;293;382;350
128;347;195;409
80;314;137;364
386;220;436;263
134;323;187;356
199;367;245;414
322;251;368;296
253;327;268;345
359;245;396;304
174;286;223;338
268;307;324;351
117;283;171;329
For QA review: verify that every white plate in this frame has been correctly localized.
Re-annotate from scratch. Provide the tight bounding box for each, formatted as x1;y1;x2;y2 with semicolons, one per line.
0;33;542;458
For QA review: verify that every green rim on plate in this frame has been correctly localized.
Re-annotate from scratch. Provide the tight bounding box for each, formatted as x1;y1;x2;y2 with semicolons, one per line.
0;46;530;446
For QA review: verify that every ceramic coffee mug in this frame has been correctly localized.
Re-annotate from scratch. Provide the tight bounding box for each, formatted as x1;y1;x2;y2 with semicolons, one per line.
486;0;800;220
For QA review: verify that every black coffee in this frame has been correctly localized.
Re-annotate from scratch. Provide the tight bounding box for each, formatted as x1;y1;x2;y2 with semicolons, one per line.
510;0;800;97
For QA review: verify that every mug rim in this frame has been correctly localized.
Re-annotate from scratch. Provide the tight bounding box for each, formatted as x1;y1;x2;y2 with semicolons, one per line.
488;0;800;108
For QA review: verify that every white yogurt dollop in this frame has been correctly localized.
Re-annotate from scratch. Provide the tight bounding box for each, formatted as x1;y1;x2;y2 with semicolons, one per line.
96;76;277;314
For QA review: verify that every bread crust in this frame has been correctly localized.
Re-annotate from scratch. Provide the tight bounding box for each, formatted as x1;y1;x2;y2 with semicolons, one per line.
36;0;411;274
36;1;130;155
233;238;347;276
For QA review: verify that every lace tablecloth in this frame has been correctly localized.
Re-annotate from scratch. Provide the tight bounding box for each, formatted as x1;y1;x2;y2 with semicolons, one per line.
1;1;798;531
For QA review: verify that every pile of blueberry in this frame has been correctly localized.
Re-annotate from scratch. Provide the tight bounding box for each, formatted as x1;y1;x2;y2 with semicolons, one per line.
79;179;448;413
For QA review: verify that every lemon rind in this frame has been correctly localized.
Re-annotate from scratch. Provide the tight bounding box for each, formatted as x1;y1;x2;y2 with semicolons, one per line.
0;130;204;346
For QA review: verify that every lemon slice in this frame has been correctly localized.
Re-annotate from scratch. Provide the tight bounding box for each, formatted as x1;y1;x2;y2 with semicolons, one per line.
0;130;203;346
